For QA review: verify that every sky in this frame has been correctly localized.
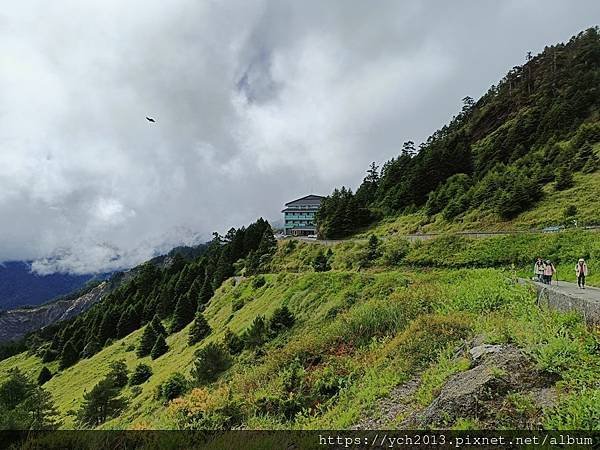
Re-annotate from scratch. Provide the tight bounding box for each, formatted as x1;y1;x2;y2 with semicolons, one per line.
0;1;598;274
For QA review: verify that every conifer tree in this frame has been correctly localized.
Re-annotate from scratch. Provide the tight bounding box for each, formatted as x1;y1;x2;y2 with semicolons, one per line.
37;367;53;386
106;360;129;388
150;334;168;359
269;306;296;334
59;340;79;370
243;316;269;349
555;167;574;190
170;295;195;333
76;378;126;427
186;278;202;313
224;329;244;355
116;307;137;338
188;313;212;345
137;324;157;358
150;315;166;336
257;228;277;256
197;275;214;310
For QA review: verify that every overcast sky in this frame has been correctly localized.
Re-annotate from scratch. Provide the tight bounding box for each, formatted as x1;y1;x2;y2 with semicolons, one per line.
0;1;598;274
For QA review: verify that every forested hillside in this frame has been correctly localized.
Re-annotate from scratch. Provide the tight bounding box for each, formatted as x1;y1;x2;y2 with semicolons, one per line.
3;28;600;436
317;27;600;238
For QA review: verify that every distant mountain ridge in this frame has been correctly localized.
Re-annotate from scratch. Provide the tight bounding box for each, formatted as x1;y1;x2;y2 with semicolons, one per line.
0;282;110;343
0;261;95;310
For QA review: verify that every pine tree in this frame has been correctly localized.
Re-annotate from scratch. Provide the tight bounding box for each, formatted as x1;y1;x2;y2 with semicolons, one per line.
150;315;167;336
555;166;574;190
170;295;195;333
191;343;231;385
185;278;202;313
367;234;380;261
150;334;169;360
257;228;277;256
76;378;126;427
197;275;214;310
106;360;129;388
243;316;269;349
188;313;212;345
224;329;244;355
269;306;295;334
58;340;79;370
137;324;158;358
25;386;61;430
37;367;53;386
116;307;137;338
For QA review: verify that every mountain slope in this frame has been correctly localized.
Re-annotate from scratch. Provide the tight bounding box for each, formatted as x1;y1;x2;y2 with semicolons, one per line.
317;27;600;238
0;282;109;343
0;261;94;310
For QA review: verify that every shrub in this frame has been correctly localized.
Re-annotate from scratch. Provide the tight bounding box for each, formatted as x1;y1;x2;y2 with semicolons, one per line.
312;251;331;272
381;238;410;266
384;313;472;369
269;306;296;334
191;343;231;385
555;167;574;191
544;388;600;430
232;298;245;312
251;276;266;289
534;334;586;374
156;373;189;403
243;316;269;349
188;313;212;345
37;367;53;386
224;329;244;355
130;385;143;398
150;334;169;360
106;359;129;388
129;363;153;386
171;387;244;430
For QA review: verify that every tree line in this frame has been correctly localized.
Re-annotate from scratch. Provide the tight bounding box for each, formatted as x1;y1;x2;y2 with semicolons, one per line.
23;218;277;371
317;27;600;237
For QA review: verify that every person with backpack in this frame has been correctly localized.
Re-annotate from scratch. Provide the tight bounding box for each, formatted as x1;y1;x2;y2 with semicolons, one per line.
576;258;588;289
534;257;545;282
543;260;555;285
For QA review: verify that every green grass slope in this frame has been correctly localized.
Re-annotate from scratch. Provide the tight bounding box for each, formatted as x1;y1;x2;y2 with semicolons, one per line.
363;169;600;236
2;266;600;430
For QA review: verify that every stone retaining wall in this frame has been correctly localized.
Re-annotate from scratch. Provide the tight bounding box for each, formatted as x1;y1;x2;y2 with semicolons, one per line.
531;282;600;326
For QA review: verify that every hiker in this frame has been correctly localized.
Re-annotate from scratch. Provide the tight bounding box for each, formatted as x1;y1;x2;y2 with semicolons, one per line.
534;257;545;282
543;260;555;285
576;258;588;289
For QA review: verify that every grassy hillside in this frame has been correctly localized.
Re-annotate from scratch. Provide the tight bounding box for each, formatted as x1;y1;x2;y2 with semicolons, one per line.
2;264;600;430
362;162;600;236
317;28;600;239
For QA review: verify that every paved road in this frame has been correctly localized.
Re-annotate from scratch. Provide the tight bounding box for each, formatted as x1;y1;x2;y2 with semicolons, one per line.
286;230;530;245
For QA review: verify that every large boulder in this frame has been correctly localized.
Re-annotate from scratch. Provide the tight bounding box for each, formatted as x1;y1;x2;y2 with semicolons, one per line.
403;344;556;428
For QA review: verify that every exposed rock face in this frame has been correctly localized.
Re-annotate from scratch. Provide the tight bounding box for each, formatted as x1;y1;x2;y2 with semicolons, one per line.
0;282;109;343
403;344;556;428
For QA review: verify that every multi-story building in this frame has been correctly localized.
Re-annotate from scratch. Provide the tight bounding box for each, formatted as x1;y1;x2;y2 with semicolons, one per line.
282;195;325;236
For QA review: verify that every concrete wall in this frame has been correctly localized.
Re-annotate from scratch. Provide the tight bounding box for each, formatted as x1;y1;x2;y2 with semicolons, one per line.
532;283;600;326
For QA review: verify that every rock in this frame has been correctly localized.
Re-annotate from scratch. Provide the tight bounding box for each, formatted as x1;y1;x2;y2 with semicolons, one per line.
402;345;556;428
469;344;503;361
0;282;109;343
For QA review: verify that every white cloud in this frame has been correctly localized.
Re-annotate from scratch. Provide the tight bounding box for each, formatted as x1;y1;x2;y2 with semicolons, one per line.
0;0;598;273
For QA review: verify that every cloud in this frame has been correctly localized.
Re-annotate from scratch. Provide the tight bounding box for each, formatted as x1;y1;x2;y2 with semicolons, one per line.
0;0;598;273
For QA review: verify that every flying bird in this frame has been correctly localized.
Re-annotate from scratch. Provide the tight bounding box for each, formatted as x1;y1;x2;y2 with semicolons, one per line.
146;116;156;123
